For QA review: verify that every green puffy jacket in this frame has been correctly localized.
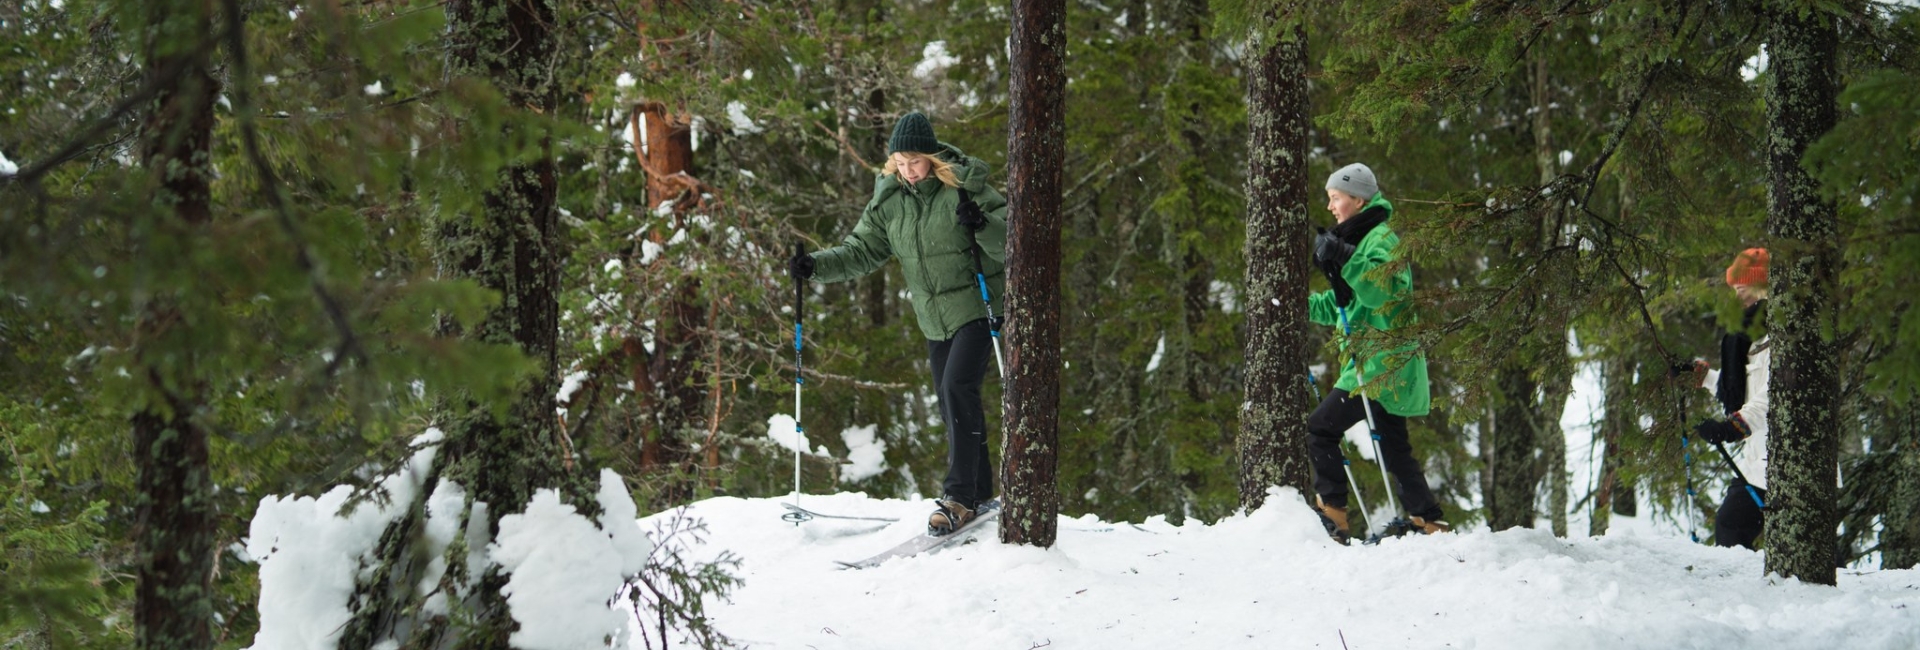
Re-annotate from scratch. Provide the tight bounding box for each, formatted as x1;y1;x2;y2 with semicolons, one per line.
1307;196;1431;416
810;143;1009;341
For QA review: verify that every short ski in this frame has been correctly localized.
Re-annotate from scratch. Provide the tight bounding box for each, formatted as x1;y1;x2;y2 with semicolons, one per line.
835;499;1001;569
780;502;899;523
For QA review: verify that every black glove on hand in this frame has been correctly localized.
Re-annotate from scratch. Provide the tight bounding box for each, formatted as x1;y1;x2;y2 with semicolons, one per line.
787;249;816;281
1313;228;1357;277
1694;418;1746;444
1325;269;1356;308
956;190;987;232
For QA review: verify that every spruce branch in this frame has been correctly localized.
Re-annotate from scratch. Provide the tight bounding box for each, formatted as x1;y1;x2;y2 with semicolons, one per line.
220;0;368;378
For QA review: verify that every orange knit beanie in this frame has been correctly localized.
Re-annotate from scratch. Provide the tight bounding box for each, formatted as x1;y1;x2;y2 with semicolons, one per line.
1725;248;1769;287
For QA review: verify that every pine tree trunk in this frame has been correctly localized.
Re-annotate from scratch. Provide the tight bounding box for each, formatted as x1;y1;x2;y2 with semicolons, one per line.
356;2;590;646
999;0;1066;547
1591;358;1636;536
1762;0;1841;586
1529;53;1570;537
633;100;707;501
1488;368;1540;530
133;2;219;648
1538;350;1573;537
1236;6;1315;512
1883;404;1920;569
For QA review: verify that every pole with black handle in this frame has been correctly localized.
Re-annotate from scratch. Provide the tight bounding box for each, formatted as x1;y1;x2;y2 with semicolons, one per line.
961;190;1006;379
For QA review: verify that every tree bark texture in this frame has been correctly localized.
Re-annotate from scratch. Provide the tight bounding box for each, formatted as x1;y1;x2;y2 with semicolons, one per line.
1236;12;1315;512
134;2;219;648
397;2;588;646
1591;358;1637;536
1000;0;1066;547
633;100;708;501
1538;349;1573;537
1883;404;1920;570
1762;1;1841;586
1487;367;1540;530
1529;52;1570;538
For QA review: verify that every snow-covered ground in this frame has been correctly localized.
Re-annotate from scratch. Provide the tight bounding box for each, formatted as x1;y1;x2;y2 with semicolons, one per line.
653;489;1920;650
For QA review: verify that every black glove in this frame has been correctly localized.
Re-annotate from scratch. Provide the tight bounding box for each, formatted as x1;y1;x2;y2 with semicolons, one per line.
956;190;987;232
1694;418;1746;444
1324;268;1355;308
1313;228;1356;277
787;249;815;281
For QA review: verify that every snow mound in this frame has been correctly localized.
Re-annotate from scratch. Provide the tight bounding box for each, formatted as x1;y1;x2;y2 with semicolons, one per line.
490;470;651;650
643;488;1920;650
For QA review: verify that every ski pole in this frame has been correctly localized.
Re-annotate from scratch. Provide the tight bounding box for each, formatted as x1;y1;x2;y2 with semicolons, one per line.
962;192;1005;379
1681;430;1698;543
1708;438;1767;510
790;243;809;522
1337;304;1401;526
1675;384;1698;542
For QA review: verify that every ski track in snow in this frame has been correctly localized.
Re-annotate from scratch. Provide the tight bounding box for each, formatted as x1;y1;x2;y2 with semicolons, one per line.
646;489;1920;650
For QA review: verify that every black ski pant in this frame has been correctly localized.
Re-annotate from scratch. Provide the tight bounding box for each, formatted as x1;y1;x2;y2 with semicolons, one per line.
1715;479;1767;550
1306;388;1443;522
929;318;994;509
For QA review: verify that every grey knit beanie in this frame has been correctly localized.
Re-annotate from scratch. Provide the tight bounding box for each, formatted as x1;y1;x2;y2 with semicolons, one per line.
1326;163;1380;200
888;112;941;155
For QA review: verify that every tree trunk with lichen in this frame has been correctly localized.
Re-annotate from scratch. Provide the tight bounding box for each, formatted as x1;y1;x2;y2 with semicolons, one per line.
1882;404;1920;569
999;0;1065;548
1529;51;1571;538
1761;0;1841;586
133;4;220;648
1487;366;1540;530
1591;357;1637;536
1236;6;1315;513
341;2;593;647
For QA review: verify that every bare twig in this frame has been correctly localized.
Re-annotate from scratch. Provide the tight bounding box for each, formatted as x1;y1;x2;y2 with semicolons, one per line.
813;119;875;170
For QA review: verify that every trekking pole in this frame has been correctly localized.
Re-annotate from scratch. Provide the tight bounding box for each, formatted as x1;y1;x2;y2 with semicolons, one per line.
963;193;1006;379
1675;384;1698;542
1336;305;1402;527
1708;438;1768;510
1309;367;1372;526
1680;431;1698;542
785;243;811;524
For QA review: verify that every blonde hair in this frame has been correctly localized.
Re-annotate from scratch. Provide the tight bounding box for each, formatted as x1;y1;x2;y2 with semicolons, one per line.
884;151;961;188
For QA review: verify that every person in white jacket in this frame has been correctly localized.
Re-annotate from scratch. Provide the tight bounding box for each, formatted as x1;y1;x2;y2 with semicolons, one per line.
1687;248;1771;549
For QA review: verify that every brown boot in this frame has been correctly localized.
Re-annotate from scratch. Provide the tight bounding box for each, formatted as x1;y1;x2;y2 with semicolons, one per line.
1412;516;1451;534
1316;496;1351;544
928;498;976;536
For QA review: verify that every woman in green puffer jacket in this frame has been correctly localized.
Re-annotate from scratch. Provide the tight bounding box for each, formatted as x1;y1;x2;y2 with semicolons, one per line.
1303;162;1445;544
786;112;1008;535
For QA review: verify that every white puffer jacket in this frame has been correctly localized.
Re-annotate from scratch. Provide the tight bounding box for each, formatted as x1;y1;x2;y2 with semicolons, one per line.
1702;337;1771;489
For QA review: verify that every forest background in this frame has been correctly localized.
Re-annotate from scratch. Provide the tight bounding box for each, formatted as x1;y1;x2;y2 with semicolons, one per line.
3;0;1918;648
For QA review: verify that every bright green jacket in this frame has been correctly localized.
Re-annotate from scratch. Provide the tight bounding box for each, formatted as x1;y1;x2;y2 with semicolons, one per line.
810;143;1009;341
1307;196;1431;416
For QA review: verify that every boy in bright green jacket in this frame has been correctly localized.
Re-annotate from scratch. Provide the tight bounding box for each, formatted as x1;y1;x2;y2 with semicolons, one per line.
1305;163;1446;544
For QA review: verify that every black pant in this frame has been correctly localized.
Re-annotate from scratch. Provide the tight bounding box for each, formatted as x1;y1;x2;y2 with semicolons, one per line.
1715;479;1768;550
930;318;994;508
1306;389;1443;521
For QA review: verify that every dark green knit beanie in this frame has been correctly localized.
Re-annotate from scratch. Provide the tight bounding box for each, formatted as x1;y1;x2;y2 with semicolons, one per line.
888;112;940;155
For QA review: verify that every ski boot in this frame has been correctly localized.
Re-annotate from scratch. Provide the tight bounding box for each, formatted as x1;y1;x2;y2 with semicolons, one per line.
1364;515;1451;544
927;498;976;536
